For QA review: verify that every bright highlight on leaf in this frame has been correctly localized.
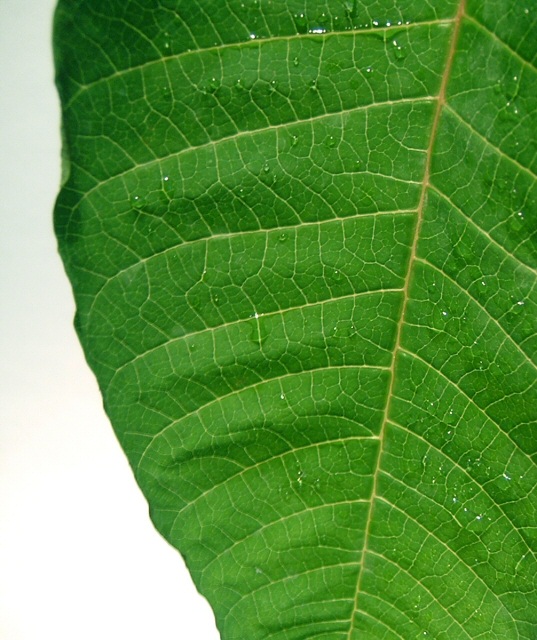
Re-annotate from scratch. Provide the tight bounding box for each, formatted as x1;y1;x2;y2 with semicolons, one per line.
53;1;536;638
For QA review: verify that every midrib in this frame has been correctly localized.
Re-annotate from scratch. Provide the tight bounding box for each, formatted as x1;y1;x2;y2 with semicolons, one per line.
346;0;468;635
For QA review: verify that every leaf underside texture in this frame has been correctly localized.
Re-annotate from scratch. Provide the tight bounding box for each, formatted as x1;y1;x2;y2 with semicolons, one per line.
53;0;537;638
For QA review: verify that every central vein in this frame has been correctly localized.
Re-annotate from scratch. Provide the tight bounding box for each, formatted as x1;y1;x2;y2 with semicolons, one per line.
346;1;468;635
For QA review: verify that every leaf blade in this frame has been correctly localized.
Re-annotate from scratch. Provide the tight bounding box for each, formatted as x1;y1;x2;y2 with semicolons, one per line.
54;1;537;638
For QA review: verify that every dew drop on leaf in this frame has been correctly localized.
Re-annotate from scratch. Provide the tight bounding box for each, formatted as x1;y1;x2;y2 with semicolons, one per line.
392;39;407;60
249;312;269;346
131;195;144;209
235;78;247;92
509;210;525;231
324;135;337;148
293;12;308;34
207;77;219;93
333;269;343;282
344;0;356;19
503;74;520;100
334;320;356;338
511;299;525;316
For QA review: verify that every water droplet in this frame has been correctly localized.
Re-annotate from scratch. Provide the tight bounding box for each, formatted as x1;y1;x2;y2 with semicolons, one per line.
249;33;257;40
293;12;308;34
365;66;373;74
509;210;525;231
324;135;337;148
207;77;219;93
504;74;520;100
500;100;521;126
131;195;144;209
510;299;526;317
344;0;357;19
163;175;169;182
333;269;343;282
279;393;285;400
235;78;247;92
442;310;448;317
392;39;407;60
249;312;269;346
333;320;356;338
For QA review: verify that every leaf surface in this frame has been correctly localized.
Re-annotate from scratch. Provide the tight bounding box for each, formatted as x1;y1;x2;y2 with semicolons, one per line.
54;1;537;638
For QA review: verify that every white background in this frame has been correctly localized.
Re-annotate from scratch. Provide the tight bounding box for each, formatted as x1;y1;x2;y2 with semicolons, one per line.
0;1;219;637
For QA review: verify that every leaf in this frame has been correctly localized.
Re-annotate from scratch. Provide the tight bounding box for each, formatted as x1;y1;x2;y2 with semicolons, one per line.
53;0;537;638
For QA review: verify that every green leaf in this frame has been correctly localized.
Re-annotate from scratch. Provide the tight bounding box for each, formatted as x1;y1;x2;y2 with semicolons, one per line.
53;1;537;638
